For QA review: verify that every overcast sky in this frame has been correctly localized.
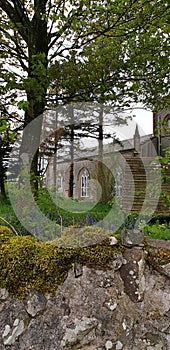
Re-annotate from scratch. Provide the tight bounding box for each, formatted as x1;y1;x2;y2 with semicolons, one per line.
115;108;153;141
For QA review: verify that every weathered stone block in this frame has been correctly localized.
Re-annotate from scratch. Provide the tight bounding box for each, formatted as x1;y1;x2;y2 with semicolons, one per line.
120;247;145;302
25;289;47;317
121;228;144;247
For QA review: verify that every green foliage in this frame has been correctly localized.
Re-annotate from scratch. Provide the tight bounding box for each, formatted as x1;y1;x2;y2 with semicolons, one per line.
0;0;169;194
1;1;169;111
123;213;140;229
17;100;29;111
0;216;19;236
37;189;111;228
158;148;170;208
141;222;170;240
0;197;31;236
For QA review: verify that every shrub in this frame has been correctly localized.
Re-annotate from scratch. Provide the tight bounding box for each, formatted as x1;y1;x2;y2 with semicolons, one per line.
141;222;170;240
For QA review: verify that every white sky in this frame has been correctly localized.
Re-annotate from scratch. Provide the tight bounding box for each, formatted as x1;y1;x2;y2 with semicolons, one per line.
132;108;153;134
114;108;153;141
80;108;153;149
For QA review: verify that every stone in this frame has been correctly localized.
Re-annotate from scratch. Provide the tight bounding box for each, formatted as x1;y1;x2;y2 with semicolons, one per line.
109;236;118;245
116;341;123;349
0;240;170;349
120;229;144;247
158;262;170;278
2;319;25;345
25;289;47;317
112;253;123;271
74;262;83;278
0;288;9;301
60;316;99;348
119;247;146;302
147;343;164;350
105;340;113;349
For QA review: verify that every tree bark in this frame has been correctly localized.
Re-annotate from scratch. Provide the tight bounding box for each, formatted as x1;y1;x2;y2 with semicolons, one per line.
19;2;49;195
68;106;75;198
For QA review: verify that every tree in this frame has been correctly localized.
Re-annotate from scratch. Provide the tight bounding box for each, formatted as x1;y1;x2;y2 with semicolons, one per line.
0;136;11;200
0;107;22;199
40;103;127;201
0;0;169;193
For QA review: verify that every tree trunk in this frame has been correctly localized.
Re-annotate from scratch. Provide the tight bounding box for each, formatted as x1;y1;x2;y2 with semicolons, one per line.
68;106;75;198
20;4;48;196
0;175;7;200
98;105;104;162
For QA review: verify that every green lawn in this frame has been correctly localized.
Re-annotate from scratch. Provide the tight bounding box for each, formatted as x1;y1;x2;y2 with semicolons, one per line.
0;192;170;240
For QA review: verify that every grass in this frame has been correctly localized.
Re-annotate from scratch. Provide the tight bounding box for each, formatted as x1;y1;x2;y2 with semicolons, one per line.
0;198;29;236
141;222;170;240
1;190;170;240
37;190;112;228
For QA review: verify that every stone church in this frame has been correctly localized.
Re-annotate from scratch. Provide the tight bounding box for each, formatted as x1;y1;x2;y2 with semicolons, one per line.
45;110;170;215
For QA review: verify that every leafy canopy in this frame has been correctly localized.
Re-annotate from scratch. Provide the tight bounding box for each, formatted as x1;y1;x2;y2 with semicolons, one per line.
0;0;169;112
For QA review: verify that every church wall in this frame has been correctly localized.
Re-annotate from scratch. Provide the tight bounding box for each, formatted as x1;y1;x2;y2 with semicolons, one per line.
153;110;170;156
45;111;170;215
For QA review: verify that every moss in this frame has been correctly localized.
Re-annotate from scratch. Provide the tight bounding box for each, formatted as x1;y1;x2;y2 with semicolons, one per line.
51;225;116;248
3;224;170;300
0;235;40;298
145;247;170;267
0;225;122;299
0;225;15;245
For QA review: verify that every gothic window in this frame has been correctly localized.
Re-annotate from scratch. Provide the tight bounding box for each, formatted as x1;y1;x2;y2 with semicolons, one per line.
57;173;63;192
81;169;89;197
167;118;170;132
115;168;123;197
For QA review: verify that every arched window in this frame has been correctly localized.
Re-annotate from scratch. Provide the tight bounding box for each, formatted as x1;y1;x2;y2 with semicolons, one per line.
167;118;170;132
115;168;123;197
81;169;89;197
57;173;63;192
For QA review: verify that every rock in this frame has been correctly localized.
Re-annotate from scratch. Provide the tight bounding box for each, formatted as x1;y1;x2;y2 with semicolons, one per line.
147;239;170;251
112;253;123;271
0;245;170;349
120;247;146;302
120;229;144;247
146;342;164;350
2;319;25;345
25;289;47;317
105;340;113;349
60;316;99;348
0;288;9;301
116;340;123;349
109;236;118;245
158;262;170;278
104;299;117;311
74;262;83;278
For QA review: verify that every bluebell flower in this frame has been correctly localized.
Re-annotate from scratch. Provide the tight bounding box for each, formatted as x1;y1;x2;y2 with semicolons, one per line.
46;212;51;218
110;223;116;230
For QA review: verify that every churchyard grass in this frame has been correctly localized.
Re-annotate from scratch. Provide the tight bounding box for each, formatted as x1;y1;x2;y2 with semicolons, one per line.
1;190;170;240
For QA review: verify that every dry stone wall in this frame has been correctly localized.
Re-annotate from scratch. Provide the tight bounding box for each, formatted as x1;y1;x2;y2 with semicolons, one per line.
0;234;170;350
